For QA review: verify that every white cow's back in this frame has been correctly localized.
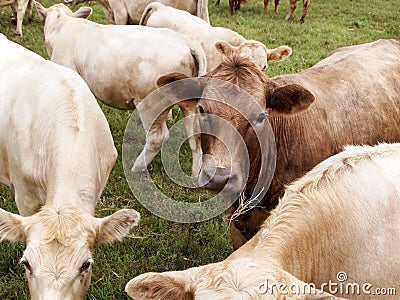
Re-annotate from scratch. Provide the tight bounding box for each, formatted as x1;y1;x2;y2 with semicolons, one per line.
0;35;116;215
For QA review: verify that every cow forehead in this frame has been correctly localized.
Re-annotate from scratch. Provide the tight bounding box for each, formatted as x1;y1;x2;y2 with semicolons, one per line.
24;205;96;247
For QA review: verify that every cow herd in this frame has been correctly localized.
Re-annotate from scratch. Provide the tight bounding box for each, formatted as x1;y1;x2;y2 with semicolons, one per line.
0;0;400;299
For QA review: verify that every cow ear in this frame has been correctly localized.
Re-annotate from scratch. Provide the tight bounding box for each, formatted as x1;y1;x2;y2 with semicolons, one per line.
267;84;315;115
157;72;190;88
267;45;292;62
95;209;140;243
34;1;47;19
126;271;195;300
157;72;204;101
0;208;26;242
71;6;92;19
215;41;236;57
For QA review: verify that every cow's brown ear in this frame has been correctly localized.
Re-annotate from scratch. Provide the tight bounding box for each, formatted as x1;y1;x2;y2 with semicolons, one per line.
267;84;315;115
125;272;195;300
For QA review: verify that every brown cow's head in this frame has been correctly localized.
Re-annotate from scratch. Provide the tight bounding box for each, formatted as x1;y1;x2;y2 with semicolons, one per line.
157;55;315;234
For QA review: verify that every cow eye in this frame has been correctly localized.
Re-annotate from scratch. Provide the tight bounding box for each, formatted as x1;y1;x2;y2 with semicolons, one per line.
20;259;32;273
256;112;266;124
80;259;93;273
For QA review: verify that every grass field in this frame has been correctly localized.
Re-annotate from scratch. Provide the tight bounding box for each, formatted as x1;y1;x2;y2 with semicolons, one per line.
0;0;399;298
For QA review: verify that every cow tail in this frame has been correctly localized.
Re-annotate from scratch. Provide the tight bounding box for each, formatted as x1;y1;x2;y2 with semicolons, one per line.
188;39;207;77
139;2;163;25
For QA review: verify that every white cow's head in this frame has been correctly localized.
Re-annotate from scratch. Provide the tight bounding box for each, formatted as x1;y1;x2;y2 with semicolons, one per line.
0;205;140;299
125;258;344;300
215;40;292;72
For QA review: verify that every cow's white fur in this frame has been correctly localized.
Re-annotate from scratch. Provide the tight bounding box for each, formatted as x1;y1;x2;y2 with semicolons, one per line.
0;34;140;300
64;0;209;25
140;2;292;72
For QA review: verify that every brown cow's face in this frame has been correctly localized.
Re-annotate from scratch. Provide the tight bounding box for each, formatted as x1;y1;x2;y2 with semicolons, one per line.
197;96;266;198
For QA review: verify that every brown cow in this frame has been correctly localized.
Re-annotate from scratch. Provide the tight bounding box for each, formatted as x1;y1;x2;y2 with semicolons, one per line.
216;0;310;23
215;0;243;14
156;39;400;249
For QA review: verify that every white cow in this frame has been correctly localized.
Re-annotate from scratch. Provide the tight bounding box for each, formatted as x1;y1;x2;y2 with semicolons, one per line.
126;143;400;299
64;0;209;24
35;2;207;176
140;2;292;72
0;34;140;299
1;0;34;35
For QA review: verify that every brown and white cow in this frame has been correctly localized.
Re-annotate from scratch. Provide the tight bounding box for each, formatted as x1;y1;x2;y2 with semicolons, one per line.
264;0;311;23
126;143;400;300
64;0;210;24
156;39;400;249
140;2;292;72
0;34;140;299
35;2;207;176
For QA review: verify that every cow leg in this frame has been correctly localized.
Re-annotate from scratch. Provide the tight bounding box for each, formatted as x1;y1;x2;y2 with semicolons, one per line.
15;0;29;35
131;109;170;173
300;0;310;23
285;0;297;20
27;0;33;22
215;0;220;6
235;0;241;11
229;0;234;14
178;101;202;177
11;2;17;24
263;0;268;11
274;0;279;13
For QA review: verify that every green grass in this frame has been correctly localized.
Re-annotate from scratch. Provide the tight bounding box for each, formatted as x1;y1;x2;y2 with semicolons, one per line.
0;0;399;298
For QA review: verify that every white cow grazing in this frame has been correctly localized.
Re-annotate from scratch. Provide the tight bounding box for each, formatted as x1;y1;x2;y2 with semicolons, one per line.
1;0;34;35
35;2;207;176
0;34;140;299
126;143;400;299
140;2;292;72
64;0;210;24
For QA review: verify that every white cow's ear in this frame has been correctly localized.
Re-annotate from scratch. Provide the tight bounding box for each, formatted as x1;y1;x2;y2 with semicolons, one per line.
34;1;47;19
95;209;140;243
215;41;236;57
126;271;195;300
71;6;92;19
0;208;26;242
266;45;292;62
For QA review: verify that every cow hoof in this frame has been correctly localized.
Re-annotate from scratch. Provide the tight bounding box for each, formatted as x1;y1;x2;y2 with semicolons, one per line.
15;32;22;36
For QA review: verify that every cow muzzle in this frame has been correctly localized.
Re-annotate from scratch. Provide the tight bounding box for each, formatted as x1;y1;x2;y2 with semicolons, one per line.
198;166;242;195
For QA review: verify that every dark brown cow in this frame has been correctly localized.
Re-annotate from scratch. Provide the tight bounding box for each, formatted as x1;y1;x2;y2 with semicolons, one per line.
215;0;244;14
157;39;400;249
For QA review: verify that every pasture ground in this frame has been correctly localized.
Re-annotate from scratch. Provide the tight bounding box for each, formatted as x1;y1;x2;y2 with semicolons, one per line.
0;0;399;298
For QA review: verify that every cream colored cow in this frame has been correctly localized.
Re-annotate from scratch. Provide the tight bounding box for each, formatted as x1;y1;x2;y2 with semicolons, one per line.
140;2;292;72
35;2;207;176
64;0;209;24
1;0;34;35
0;34;140;300
126;143;400;299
